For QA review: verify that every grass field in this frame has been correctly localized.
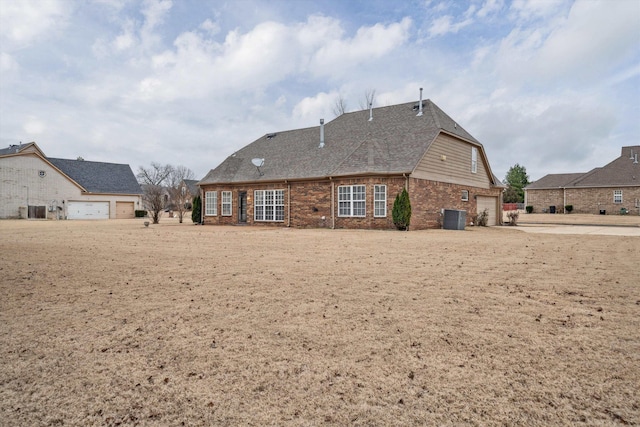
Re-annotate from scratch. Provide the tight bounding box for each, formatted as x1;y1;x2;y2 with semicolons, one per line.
1;219;638;426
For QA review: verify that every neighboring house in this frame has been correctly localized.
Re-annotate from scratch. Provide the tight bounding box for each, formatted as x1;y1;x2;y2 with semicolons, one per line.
181;179;200;208
0;142;143;219
524;145;640;215
198;96;504;230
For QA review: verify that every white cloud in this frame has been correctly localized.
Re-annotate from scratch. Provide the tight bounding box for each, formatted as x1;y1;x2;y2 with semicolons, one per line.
133;15;412;102
0;0;70;49
427;13;472;37
311;17;412;75
23;117;45;135
477;0;504;18
292;91;338;121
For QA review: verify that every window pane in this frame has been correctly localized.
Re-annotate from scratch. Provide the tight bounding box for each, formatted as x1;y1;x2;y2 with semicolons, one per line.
374;185;386;217
205;191;217;216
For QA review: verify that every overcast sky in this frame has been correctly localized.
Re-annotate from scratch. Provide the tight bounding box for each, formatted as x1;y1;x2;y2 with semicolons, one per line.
1;0;638;181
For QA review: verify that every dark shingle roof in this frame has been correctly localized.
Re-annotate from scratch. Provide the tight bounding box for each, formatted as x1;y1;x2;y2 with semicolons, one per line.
48;158;142;194
183;179;199;195
525;173;586;189
526;146;640;189
200;100;484;185
572;146;640;187
0;146;22;156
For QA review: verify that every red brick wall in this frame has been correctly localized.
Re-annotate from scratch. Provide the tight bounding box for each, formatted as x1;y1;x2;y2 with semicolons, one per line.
201;176;504;229
524;189;565;213
525;187;640;215
408;178;502;228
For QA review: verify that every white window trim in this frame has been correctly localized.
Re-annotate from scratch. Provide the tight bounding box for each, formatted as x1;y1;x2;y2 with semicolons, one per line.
205;191;217;216
374;185;387;217
221;191;232;216
471;147;478;174
254;189;285;222
614;190;623;204
338;185;366;217
461;190;469;202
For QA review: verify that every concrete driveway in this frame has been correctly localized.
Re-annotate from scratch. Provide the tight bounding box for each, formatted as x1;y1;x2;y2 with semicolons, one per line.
514;223;640;236
509;213;640;236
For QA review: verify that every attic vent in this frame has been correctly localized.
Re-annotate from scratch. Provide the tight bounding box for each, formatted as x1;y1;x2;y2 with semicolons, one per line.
266;133;277;140
412;102;427;111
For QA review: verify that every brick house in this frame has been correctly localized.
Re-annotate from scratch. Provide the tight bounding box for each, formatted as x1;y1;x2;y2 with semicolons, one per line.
0;142;142;219
198;96;504;229
524;145;640;215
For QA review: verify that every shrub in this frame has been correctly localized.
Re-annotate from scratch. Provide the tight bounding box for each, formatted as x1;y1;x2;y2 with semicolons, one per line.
191;195;201;224
506;210;519;226
392;188;411;230
565;205;573;213
134;210;147;218
525;205;533;214
476;209;489;226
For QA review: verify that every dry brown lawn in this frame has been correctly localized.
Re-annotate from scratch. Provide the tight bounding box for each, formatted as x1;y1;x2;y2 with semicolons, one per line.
1;219;638;426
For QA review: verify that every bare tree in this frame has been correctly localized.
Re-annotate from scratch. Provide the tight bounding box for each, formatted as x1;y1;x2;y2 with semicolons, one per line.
137;163;174;224
167;165;195;223
332;94;348;117
358;88;376;110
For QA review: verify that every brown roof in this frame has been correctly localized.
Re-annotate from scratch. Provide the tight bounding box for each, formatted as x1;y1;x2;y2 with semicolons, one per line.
199;100;495;185
526;145;640;189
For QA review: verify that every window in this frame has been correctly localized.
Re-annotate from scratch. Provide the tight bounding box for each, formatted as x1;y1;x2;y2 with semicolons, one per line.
374;185;387;217
614;190;623;204
461;190;469;201
205;191;217;216
338;185;366;217
222;191;232;216
254;189;284;221
471;147;478;173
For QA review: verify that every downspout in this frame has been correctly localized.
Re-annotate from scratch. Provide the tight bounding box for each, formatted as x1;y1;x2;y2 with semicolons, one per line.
287;181;291;227
330;177;335;229
562;187;566;214
200;187;204;225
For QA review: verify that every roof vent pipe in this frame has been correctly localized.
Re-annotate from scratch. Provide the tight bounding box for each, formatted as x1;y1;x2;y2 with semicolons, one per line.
417;88;423;117
368;102;373;122
319;119;325;148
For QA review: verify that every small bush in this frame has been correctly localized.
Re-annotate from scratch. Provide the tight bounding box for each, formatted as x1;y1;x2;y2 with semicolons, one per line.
506;210;519;226
525;205;533;214
191;196;201;224
392;188;412;231
565;205;573;213
476;209;489;227
134;210;147;218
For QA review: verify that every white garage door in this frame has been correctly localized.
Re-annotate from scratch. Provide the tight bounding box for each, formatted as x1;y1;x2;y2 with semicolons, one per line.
68;201;109;220
476;196;498;226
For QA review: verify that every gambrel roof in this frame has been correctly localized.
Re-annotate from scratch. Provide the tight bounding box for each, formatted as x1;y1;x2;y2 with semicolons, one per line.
200;100;498;185
526;146;640;189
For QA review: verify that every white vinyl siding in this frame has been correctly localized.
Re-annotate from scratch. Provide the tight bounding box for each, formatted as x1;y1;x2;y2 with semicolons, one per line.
205;191;217;216
614;190;622;204
254;189;284;221
221;191;232;216
338;185;366;217
471;147;478;174
374;185;386;217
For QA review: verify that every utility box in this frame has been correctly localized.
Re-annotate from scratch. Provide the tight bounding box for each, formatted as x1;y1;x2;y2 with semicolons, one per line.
18;206;27;219
443;209;466;230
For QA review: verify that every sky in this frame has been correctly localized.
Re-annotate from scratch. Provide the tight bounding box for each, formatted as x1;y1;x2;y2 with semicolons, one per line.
1;0;638;182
